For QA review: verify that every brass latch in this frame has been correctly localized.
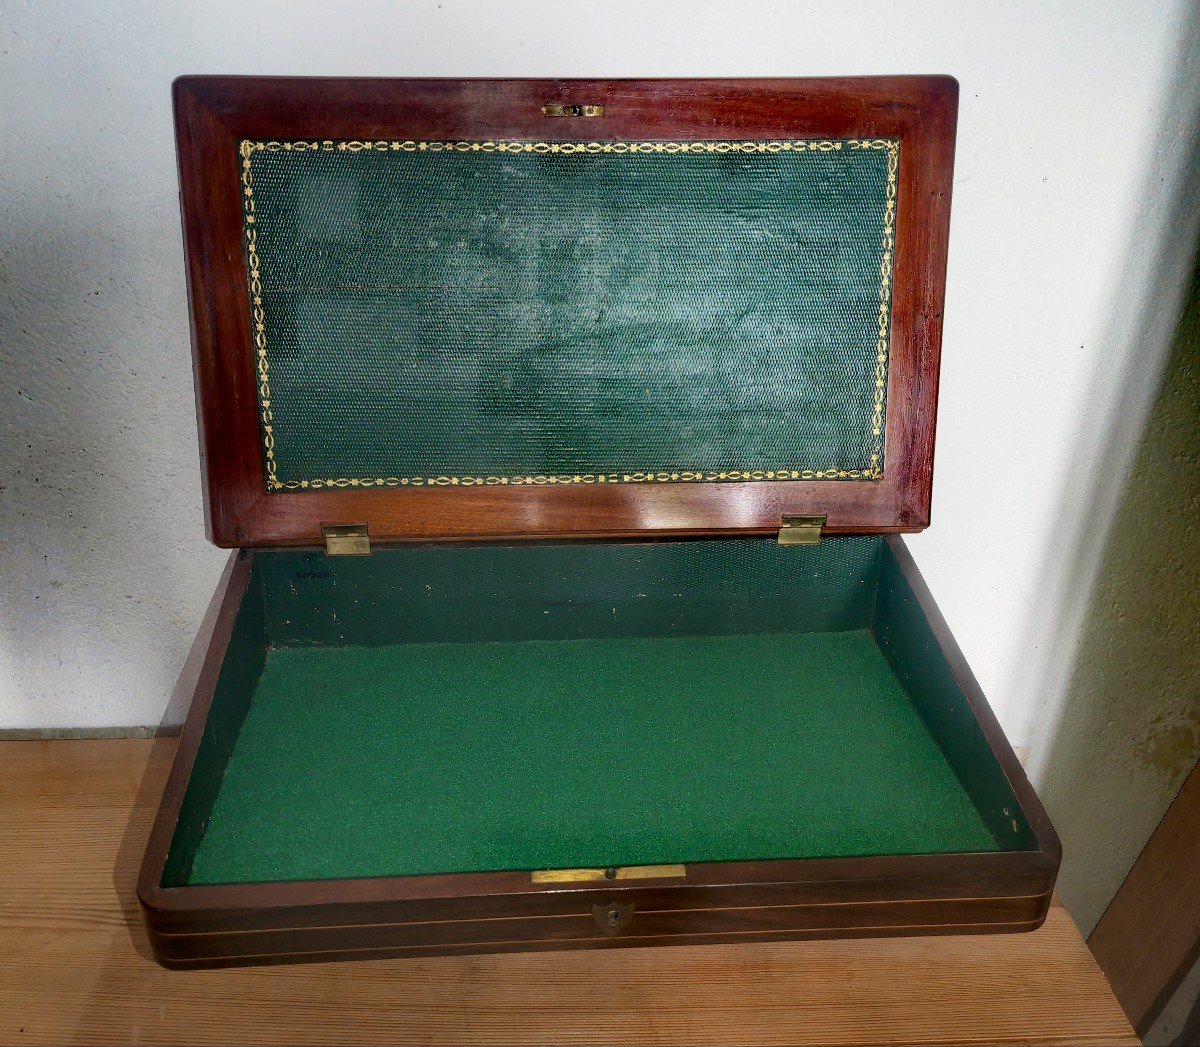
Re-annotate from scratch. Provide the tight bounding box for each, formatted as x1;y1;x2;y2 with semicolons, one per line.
542;103;605;117
322;524;370;557
777;514;826;546
531;863;686;885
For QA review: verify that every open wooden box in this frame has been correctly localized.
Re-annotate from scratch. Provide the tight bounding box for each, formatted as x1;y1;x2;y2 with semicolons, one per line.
138;76;1059;968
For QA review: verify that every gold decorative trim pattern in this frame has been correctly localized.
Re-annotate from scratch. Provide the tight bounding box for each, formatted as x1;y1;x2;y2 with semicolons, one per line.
246;138;890;156
264;468;880;492
872;140;899;473
239;138;899;492
240;141;277;490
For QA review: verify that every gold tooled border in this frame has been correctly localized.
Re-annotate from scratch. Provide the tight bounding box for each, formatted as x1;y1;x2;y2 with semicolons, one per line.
239;138;899;492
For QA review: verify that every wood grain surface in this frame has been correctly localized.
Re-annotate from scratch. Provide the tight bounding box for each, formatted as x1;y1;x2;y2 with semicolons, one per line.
1089;755;1200;1036
0;738;1134;1046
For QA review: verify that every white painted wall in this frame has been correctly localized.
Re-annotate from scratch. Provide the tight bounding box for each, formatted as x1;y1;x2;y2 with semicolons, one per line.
2;0;1198;933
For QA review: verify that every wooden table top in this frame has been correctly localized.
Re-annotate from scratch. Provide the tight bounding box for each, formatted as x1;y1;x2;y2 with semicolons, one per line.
0;738;1136;1047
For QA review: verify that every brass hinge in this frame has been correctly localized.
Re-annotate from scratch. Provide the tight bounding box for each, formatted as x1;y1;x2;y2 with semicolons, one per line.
777;514;826;546
531;863;686;885
322;524;370;557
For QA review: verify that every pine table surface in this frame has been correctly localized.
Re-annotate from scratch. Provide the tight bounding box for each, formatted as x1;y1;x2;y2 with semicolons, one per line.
0;738;1137;1047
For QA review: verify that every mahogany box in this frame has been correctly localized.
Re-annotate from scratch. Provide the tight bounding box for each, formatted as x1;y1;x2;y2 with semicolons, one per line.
137;76;1060;968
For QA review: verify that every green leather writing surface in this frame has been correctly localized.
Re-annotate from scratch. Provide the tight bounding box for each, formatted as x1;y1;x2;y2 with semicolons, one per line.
240;139;898;491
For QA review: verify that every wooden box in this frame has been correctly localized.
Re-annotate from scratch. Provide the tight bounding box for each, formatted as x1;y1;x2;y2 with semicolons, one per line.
138;76;1060;969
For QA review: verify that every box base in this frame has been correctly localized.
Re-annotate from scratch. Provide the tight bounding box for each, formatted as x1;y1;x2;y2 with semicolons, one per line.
138;537;1059;968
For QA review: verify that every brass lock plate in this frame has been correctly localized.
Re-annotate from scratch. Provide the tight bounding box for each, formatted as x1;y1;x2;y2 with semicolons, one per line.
532;863;685;884
542;103;605;117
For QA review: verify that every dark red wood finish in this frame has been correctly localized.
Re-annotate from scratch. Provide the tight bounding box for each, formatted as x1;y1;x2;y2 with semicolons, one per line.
137;549;250;908
140;77;1058;969
138;538;1059;968
173;76;957;547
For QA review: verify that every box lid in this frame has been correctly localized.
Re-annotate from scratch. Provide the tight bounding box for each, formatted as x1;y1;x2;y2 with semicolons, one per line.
173;76;956;546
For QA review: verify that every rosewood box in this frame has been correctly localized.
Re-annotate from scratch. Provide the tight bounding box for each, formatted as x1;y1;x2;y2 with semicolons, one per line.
138;76;1060;968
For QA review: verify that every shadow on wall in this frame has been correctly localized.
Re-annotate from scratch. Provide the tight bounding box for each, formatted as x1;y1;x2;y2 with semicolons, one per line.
1046;245;1200;934
1028;35;1200;937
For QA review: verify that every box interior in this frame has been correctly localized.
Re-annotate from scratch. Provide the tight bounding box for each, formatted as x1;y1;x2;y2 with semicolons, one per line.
163;537;1037;887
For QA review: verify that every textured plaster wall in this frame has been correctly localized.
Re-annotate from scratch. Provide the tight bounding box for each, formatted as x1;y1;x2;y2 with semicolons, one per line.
2;0;1198;934
1039;248;1200;936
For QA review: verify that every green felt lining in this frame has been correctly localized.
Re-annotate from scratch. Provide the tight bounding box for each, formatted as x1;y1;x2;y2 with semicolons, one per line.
188;631;996;885
165;538;1033;887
